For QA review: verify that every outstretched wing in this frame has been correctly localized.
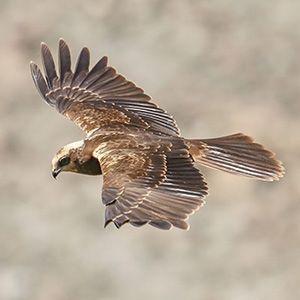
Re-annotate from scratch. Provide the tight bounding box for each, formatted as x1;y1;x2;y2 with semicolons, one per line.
30;39;179;136
92;133;208;230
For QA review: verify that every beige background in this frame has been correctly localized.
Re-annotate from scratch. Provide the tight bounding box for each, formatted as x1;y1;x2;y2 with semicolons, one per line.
1;1;299;299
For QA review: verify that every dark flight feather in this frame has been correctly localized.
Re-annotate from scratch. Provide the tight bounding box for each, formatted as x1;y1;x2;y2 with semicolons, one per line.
41;43;58;89
71;47;90;87
58;39;72;85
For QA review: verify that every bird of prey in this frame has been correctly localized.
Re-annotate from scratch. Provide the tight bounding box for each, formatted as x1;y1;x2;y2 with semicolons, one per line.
30;39;284;230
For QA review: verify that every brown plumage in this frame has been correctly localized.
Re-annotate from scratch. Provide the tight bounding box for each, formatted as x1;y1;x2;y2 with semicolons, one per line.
30;39;284;230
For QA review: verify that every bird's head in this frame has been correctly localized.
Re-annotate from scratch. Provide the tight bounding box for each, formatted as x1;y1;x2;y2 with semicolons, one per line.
51;141;85;179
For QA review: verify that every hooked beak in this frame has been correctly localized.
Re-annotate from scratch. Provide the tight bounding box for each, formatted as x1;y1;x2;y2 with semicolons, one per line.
52;169;61;179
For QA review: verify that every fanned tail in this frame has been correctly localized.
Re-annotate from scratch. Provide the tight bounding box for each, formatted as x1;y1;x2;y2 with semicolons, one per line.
186;133;284;181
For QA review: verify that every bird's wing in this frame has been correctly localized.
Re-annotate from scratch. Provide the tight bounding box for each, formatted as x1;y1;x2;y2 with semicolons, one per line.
30;39;179;136
92;133;208;230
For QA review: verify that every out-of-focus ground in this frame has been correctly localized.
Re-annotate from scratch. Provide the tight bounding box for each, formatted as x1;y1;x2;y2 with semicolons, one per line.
1;1;299;299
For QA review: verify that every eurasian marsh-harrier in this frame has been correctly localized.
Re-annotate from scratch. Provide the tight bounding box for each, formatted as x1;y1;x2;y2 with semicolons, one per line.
30;39;284;230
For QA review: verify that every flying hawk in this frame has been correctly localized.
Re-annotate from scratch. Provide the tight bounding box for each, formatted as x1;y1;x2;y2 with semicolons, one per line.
30;39;284;230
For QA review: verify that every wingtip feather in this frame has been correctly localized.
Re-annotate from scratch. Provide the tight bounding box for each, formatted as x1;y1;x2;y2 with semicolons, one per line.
74;47;90;74
40;42;57;88
59;38;72;83
30;61;50;104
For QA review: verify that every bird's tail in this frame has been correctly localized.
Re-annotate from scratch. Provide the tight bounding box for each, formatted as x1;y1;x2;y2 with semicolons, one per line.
185;133;284;181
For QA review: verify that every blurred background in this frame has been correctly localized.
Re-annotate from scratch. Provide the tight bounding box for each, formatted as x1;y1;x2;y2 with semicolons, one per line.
1;0;299;299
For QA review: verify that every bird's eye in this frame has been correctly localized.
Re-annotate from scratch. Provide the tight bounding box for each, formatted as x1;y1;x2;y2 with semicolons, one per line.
59;156;70;167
